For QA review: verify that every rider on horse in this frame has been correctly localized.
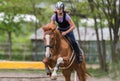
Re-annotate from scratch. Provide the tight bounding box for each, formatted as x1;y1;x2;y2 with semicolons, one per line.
51;1;82;63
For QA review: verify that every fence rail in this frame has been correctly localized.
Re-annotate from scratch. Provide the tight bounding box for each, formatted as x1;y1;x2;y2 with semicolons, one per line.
0;42;114;63
0;43;37;61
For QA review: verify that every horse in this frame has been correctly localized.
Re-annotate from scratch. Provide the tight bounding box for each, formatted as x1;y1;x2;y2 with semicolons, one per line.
42;23;88;81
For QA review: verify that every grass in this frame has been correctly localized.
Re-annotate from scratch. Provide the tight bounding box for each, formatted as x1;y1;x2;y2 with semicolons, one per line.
87;68;109;78
0;69;46;74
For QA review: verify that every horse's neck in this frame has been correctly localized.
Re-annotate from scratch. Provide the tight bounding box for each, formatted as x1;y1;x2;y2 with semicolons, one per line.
53;30;72;61
55;30;69;51
55;30;62;48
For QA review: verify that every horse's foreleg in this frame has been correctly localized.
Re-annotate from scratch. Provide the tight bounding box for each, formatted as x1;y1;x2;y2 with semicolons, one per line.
42;58;51;76
51;57;63;80
45;64;51;76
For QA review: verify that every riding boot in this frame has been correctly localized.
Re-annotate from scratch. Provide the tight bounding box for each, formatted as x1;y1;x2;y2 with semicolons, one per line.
73;43;82;63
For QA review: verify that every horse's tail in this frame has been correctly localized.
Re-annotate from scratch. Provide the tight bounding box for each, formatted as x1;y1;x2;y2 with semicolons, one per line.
79;49;91;80
80;59;92;78
79;60;87;80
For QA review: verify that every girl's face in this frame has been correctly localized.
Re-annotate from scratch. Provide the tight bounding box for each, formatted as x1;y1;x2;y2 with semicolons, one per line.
56;9;63;15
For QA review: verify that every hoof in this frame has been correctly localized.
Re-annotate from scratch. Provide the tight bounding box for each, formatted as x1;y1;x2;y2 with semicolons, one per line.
51;72;57;80
51;76;57;80
47;72;52;77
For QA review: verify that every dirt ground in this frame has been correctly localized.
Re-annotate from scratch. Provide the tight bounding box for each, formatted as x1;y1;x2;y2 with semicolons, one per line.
0;72;115;81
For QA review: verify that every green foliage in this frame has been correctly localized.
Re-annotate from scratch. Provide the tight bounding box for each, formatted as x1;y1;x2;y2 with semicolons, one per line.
0;53;44;61
88;68;108;77
109;62;120;80
0;53;32;61
0;0;91;44
0;30;7;42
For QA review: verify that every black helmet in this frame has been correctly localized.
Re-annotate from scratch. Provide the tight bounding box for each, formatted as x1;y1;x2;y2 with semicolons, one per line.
56;1;64;10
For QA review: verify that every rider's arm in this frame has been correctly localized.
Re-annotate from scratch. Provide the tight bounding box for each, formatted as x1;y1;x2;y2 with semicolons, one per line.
51;14;56;24
62;14;75;36
66;18;75;33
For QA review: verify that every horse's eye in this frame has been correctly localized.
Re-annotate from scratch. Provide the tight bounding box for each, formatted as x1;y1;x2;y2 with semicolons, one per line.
51;37;54;40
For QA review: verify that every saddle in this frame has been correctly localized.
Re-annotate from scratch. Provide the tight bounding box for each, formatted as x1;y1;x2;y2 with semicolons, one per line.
64;35;82;63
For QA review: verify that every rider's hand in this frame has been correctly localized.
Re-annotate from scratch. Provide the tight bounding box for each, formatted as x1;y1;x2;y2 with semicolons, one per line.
62;31;67;36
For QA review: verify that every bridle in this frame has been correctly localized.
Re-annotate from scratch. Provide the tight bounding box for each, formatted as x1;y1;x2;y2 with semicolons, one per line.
44;31;57;49
45;45;54;48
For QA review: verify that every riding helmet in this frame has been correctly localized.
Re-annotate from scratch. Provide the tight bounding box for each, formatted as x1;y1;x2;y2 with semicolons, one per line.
56;1;64;10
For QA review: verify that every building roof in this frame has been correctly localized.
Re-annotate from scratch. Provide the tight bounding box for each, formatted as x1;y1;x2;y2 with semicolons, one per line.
30;27;120;41
30;27;44;40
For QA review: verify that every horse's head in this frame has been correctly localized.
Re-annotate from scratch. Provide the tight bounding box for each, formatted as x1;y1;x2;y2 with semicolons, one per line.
42;23;57;57
42;23;56;32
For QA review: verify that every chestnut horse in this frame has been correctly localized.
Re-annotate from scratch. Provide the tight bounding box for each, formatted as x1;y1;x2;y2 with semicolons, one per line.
42;23;88;81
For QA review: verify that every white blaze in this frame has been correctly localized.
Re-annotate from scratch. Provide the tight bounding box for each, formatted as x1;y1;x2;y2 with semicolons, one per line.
45;35;50;57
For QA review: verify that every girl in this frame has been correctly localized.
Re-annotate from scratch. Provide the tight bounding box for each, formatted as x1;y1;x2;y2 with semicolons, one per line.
51;1;82;63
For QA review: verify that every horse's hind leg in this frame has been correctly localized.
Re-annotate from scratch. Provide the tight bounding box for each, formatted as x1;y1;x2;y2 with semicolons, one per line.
75;64;86;81
75;50;86;81
62;69;71;81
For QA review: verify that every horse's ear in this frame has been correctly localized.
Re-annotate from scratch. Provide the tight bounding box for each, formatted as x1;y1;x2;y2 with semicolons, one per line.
50;24;56;31
42;24;50;32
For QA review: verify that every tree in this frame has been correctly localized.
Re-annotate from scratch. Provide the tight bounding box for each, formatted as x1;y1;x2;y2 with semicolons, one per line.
0;0;34;60
0;0;57;60
87;0;120;63
87;0;120;73
65;0;119;71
